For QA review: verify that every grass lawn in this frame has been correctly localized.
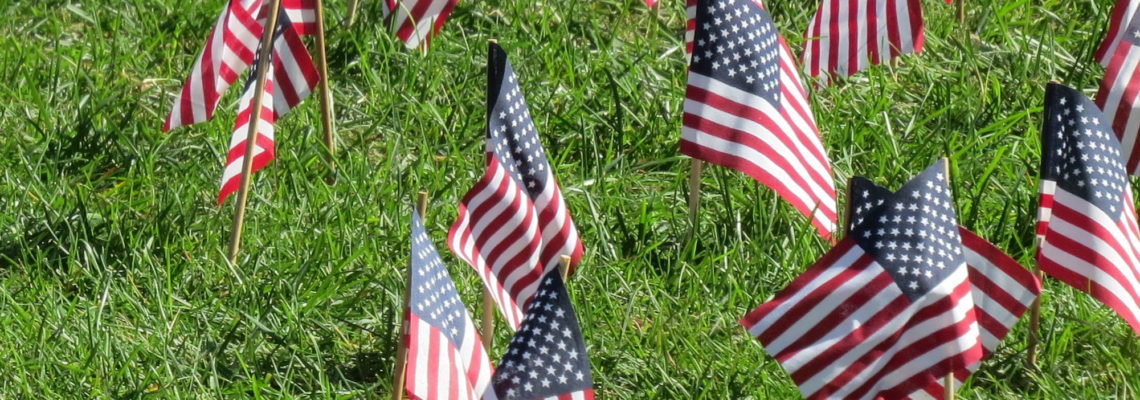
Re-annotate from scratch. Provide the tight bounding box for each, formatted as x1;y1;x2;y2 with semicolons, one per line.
1;0;1137;398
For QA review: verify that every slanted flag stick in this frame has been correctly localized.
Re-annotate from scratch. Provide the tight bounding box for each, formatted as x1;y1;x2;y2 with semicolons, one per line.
391;191;429;400
480;287;495;351
345;0;361;27
957;0;965;24
226;0;284;265
313;0;338;175
1026;237;1046;367
687;158;703;231
559;254;571;282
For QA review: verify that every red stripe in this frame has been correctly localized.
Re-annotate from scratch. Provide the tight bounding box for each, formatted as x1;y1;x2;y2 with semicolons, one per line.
742;240;859;329
786;289;908;385
756;255;874;347
774;272;895;362
1097;45;1140;174
1096;0;1133;63
846;0;859;73
961;227;1041;294
908;0;924;53
827;0;840;77
886;0;902;59
805;1;823;78
1048;202;1140;310
405;315;418;396
867;0;880;66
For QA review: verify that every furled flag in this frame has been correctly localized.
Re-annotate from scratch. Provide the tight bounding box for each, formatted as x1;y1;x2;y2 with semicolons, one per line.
1038;82;1140;335
163;0;263;131
1096;7;1140;175
383;0;459;50
681;0;838;236
405;209;497;400
491;268;594;400
847;177;1041;399
1096;0;1140;67
218;9;319;204
448;42;584;331
800;0;926;86
741;160;983;399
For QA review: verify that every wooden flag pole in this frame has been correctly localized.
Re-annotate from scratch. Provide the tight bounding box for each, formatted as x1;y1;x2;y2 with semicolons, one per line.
559;255;571;282
226;0;284;266
945;373;955;399
956;0;966;24
1026;236;1046;366
391;191;429;400
313;0;338;176
480;288;495;351
687;159;704;231
344;0;361;27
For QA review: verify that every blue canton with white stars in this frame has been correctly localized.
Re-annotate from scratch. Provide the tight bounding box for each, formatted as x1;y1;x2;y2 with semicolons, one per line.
410;210;472;346
690;0;782;104
488;44;551;199
492;269;593;399
1041;83;1129;218
847;176;893;232
850;161;966;302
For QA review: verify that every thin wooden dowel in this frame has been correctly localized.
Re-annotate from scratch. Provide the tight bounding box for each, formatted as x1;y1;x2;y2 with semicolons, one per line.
391;191;429;400
650;1;660;15
313;0;337;177
841;176;857;239
944;373;955;399
1026;245;1045;366
481;287;495;351
344;0;361;27
687;159;704;230
559;255;571;282
956;0;966;24
226;0;284;266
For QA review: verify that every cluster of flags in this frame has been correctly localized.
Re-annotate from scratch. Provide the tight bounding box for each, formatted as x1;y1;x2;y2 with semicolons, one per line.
400;42;594;400
159;0;1140;398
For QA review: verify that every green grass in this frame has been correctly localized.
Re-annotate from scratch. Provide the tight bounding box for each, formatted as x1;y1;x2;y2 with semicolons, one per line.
0;0;1137;398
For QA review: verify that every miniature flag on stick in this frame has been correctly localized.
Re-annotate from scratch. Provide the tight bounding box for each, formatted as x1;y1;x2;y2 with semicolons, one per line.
449;41;584;331
402;208;497;400
384;0;459;50
1038;82;1140;335
491;267;594;400
846;177;1041;398
800;0;926;86
742;160;983;399
681;0;838;237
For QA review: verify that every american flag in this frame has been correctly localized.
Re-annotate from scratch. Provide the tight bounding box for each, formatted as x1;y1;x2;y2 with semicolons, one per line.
163;0;263;132
448;42;584;331
847;177;1041;399
218;9;319;204
741;160;983;399
1038;82;1140;335
1095;0;1140;67
282;0;318;35
681;0;838;237
800;0;925;86
1096;7;1140;176
383;0;459;50
405;210;497;400
491;268;594;400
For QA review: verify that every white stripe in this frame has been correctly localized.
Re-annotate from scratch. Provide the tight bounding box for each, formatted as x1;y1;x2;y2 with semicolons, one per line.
764;265;882;356
1051;189;1140;290
854;0;869;73
892;0;915;54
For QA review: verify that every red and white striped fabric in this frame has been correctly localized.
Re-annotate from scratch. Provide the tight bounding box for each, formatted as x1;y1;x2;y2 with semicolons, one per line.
1096;7;1140;175
448;42;584;330
383;0;459;50
282;0;319;35
1039;83;1140;335
164;0;263;132
682;0;838;237
800;0;925;86
1096;0;1140;67
405;211;496;400
218;10;318;205
742;161;983;400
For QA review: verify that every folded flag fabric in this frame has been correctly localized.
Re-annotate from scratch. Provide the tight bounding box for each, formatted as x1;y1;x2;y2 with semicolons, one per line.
383;0;459;50
405;209;497;400
1096;0;1140;67
801;0;925;86
681;0;838;237
218;8;318;205
847;177;1041;399
164;0;263;131
1096;6;1140;175
1038;82;1140;335
491;268;594;400
742;160;983;399
449;42;584;331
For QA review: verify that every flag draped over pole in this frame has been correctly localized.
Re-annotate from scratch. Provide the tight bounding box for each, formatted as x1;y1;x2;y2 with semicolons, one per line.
404;209;497;400
742;160;984;399
491;268;594;400
846;177;1041;398
800;0;925;86
1038;82;1140;335
448;41;584;331
383;0;460;50
681;0;838;237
